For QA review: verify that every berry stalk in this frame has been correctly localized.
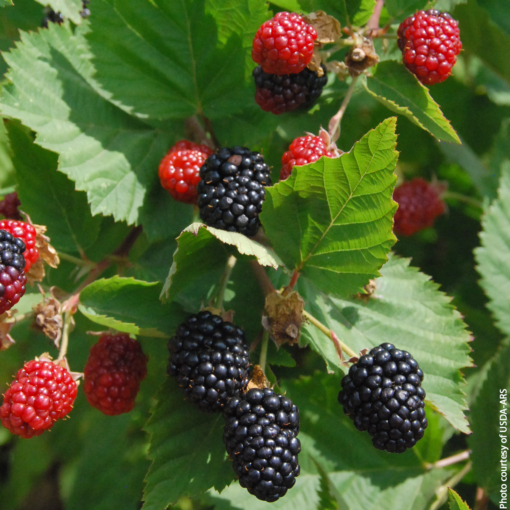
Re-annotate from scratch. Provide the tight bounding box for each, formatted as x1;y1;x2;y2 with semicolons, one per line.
328;76;359;143
214;255;237;310
57;306;73;362
259;329;269;374
302;309;357;359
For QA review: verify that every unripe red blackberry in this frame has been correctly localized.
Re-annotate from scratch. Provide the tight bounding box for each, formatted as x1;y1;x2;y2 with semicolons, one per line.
252;12;317;75
280;135;333;181
0;360;78;438
83;333;148;416
393;178;445;236
397;10;462;85
338;343;427;453
197;147;272;238
253;64;327;115
223;388;301;502
168;311;250;413
0;220;38;273
0;229;27;315
0;192;22;220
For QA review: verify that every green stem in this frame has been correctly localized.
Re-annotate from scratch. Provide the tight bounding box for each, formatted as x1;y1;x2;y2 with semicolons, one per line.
57;308;73;362
443;191;483;209
214;255;237;310
58;252;95;268
302;310;357;359
429;461;472;510
328;76;359;143
259;329;269;374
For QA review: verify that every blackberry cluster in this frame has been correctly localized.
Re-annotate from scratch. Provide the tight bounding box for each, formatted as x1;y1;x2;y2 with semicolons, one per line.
197;147;272;238
168;311;250;412
253;65;327;115
223;388;301;502
0;230;27;314
338;343;427;453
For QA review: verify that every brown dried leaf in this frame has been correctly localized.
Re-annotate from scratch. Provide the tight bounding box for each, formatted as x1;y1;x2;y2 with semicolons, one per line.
354;279;377;301
325;60;350;81
0;320;15;351
306;47;324;76
25;224;60;285
265;291;304;347
247;365;270;390
304;10;342;44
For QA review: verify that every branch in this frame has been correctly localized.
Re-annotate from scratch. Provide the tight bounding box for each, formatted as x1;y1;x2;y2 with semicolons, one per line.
328;76;359;143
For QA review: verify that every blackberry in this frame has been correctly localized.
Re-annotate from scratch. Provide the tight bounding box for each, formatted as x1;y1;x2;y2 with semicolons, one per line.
223;388;301;503
42;9;64;28
0;229;27;314
338;343;427;453
253;65;327;115
167;311;250;412
197;147;272;238
0;193;21;220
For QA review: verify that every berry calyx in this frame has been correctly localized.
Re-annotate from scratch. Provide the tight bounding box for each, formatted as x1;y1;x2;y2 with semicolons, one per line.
397;10;462;85
0;360;78;438
168;311;250;413
253;64;327;115
0;220;39;273
0;192;22;220
393;178;445;236
83;333;148;416
252;12;317;75
280;135;334;181
338;343;427;453
197;147;272;237
223;388;301;502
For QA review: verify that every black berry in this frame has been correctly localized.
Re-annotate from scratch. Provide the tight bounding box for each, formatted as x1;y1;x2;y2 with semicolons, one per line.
338;343;427;453
197;147;272;238
0;229;27;314
253;64;327;115
223;388;301;502
167;311;250;412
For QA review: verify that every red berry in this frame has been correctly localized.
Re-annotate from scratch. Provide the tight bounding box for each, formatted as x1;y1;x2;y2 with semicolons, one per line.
397;10;462;85
83;333;148;416
252;12;317;75
280;135;333;181
0;192;21;220
159;141;213;204
0;220;38;273
393;178;445;236
0;360;77;438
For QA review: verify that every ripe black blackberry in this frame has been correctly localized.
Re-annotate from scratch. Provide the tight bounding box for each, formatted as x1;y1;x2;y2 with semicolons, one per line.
223;388;301;503
167;311;250;412
0;229;27;314
197;147;272;238
253;64;328;115
338;343;427;453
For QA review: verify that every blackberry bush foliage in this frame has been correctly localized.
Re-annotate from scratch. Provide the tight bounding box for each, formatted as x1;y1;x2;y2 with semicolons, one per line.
0;0;502;509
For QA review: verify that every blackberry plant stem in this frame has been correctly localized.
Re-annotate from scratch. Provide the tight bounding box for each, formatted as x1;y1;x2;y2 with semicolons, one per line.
57;307;73;362
428;449;470;469
259;329;269;374
443;191;483;209
58;252;95;268
302;310;357;359
328;76;359;143
429;461;472;510
474;487;489;510
215;255;237;310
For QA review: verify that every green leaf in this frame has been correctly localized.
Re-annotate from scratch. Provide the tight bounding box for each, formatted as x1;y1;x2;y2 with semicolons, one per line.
478;0;510;38
79;276;187;337
0;1;13;8
0;23;173;225
260;118;398;299
299;0;376;26
206;371;454;510
448;488;471;510
300;254;472;433
364;61;461;144
85;0;269;121
6;120;102;253
475;167;510;336
161;222;282;302
455;0;510;86
34;0;83;23
269;0;302;11
312;458;342;510
142;377;234;509
434;0;467;11
468;341;510;504
385;0;428;22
